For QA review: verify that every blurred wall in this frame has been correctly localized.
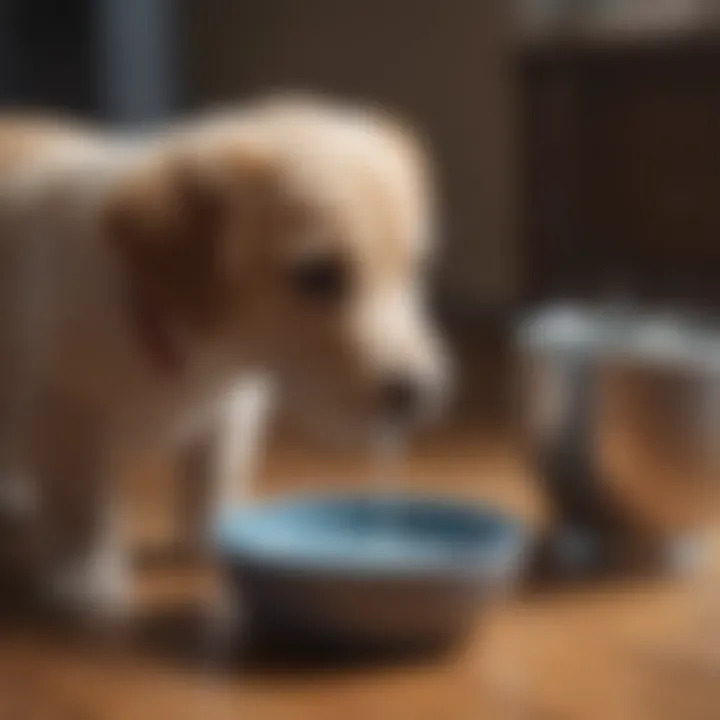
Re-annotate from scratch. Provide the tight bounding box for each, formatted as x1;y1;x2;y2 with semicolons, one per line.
186;0;519;312
0;0;97;115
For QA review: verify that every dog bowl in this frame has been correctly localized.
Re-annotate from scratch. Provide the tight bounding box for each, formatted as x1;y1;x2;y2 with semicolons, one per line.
215;494;530;652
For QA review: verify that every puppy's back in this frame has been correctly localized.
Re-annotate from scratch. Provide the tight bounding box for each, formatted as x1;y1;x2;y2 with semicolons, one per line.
0;115;97;173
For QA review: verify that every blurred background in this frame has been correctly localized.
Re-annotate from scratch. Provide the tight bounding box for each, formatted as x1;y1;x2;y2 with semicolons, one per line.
2;0;719;316
1;2;719;718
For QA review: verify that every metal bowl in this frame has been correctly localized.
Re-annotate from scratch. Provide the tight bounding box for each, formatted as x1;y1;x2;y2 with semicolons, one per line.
518;305;719;577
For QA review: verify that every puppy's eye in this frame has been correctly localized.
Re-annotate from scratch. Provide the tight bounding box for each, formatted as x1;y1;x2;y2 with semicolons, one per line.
288;254;350;304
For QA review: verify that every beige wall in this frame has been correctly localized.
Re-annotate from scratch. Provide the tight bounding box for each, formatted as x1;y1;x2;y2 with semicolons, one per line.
187;0;518;309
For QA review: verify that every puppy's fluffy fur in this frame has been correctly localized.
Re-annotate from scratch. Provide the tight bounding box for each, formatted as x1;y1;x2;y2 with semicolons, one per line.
0;97;446;616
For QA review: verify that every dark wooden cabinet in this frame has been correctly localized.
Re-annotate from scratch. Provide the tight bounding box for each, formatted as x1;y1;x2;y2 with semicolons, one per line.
522;37;720;306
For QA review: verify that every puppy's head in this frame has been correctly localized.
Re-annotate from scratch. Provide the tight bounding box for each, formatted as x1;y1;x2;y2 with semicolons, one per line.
106;97;449;440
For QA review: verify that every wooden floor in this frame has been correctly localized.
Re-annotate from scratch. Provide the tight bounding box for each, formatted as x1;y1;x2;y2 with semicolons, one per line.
1;420;719;720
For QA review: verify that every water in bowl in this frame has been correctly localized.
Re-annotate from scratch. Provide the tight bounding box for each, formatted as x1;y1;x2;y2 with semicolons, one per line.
365;428;443;561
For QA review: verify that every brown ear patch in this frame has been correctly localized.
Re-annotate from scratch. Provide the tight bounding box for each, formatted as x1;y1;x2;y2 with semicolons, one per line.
106;153;232;331
106;140;297;338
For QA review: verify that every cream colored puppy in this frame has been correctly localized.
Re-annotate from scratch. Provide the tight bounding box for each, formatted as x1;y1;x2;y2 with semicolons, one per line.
0;97;448;618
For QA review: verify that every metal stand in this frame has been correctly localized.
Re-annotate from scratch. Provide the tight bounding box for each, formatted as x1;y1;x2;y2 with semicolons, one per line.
96;0;177;126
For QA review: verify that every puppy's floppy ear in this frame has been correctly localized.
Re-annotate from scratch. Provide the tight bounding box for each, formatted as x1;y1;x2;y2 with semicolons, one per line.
104;152;226;323
105;145;286;331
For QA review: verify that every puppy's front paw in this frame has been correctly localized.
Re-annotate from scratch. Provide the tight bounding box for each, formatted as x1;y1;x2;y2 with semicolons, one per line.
45;551;131;630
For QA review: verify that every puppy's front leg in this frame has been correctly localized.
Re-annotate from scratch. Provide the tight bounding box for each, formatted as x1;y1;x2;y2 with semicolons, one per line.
176;427;217;561
177;378;274;560
34;413;128;622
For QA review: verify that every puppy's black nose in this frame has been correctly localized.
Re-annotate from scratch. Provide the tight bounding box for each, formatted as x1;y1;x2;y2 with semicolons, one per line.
380;375;422;422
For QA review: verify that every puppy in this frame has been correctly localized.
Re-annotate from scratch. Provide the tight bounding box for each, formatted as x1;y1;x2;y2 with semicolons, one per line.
0;97;448;618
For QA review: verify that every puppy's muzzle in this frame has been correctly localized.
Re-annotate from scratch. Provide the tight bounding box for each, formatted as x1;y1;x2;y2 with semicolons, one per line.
376;366;451;427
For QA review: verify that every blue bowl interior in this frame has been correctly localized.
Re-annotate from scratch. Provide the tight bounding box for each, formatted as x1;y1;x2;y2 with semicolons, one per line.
216;494;528;577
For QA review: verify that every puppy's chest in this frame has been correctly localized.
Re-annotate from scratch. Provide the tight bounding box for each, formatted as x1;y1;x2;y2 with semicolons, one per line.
116;366;237;449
